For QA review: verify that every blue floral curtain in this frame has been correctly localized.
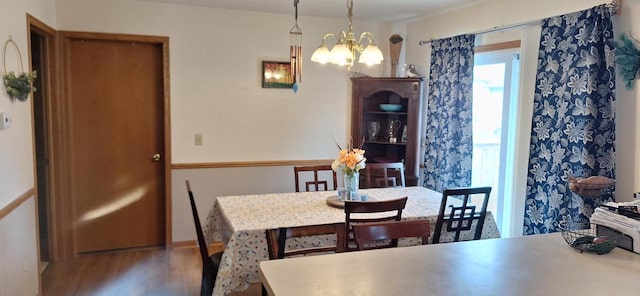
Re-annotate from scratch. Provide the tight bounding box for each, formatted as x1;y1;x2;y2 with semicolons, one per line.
423;34;475;192
524;5;616;235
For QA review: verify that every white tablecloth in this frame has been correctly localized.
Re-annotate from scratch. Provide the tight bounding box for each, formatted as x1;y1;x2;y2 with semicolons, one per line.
203;186;501;296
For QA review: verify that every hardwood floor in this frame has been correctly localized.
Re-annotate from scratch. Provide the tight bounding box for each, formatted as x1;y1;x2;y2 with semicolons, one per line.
41;244;262;296
42;246;206;296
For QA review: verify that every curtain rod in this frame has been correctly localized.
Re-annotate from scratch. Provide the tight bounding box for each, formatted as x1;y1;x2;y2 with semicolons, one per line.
418;21;535;46
418;0;621;46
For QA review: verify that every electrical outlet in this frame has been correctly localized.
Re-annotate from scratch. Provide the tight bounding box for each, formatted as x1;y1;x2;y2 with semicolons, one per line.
0;112;11;129
195;133;203;146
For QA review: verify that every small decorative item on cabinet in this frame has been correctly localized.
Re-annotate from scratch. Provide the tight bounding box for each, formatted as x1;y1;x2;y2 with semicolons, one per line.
401;125;407;143
386;120;401;143
379;103;403;112
367;121;380;141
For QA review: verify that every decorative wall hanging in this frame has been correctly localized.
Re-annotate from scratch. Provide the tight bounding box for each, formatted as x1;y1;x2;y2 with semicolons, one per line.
289;0;302;93
262;61;294;88
3;36;36;102
616;32;640;90
389;34;403;77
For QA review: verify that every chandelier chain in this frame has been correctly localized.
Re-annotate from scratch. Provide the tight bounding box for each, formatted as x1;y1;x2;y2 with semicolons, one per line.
347;0;354;31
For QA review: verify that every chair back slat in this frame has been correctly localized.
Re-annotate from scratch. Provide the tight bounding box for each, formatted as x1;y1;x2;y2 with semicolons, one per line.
344;197;408;251
362;162;406;188
353;220;431;250
432;186;492;244
293;165;337;192
265;222;345;259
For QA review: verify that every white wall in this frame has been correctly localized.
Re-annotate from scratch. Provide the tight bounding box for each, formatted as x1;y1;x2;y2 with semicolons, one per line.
0;0;57;294
56;0;387;163
615;1;640;202
54;0;391;242
0;198;39;295
404;0;640;237
172;166;294;241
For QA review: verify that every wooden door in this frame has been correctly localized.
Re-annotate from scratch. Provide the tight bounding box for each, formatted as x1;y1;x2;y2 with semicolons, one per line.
66;35;166;253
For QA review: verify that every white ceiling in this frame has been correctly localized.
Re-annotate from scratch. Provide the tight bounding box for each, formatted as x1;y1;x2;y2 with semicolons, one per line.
136;0;485;22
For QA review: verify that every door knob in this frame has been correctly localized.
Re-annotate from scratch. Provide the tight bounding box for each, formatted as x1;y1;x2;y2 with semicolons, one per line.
152;153;161;161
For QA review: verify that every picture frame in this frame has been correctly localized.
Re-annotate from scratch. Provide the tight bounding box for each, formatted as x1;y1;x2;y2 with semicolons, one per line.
262;61;294;88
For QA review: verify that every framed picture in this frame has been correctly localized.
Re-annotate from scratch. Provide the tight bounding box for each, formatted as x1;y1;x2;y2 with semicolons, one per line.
262;61;293;88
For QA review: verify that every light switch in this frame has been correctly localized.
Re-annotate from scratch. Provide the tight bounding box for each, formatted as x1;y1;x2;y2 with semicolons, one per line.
195;133;203;146
0;112;11;129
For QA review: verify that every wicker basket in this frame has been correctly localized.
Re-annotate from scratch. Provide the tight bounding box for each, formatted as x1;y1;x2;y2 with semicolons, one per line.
568;177;615;198
559;222;619;255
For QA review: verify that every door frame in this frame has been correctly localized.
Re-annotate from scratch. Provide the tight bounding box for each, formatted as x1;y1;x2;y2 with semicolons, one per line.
30;26;172;260
27;14;68;262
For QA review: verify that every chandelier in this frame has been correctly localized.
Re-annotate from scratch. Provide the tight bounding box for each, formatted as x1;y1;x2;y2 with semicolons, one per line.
310;0;383;71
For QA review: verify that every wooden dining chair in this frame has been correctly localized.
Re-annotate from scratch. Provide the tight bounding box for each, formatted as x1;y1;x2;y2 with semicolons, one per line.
293;164;338;192
186;180;224;296
362;162;406;188
264;223;345;296
432;186;492;244
344;197;408;251
352;219;431;251
265;222;345;259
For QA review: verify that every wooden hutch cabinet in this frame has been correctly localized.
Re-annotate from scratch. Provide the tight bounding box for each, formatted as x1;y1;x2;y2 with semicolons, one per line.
351;77;424;186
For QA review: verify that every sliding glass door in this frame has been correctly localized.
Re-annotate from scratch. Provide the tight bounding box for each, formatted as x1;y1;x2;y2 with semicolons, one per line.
472;48;520;237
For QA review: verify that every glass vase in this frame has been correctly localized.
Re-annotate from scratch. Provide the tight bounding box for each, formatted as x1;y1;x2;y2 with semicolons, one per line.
344;171;360;201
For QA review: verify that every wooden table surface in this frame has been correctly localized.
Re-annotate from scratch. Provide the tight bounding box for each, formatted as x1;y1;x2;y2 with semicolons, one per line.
259;233;640;296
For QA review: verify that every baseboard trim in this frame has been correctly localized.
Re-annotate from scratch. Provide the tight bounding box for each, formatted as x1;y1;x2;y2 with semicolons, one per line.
0;188;35;220
172;240;197;249
173;240;225;254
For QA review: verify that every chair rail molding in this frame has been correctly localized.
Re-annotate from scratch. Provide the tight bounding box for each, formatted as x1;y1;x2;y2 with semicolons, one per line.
172;159;334;169
0;188;35;220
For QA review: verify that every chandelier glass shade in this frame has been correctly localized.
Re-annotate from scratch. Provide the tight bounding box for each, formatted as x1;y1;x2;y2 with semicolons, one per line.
310;0;383;70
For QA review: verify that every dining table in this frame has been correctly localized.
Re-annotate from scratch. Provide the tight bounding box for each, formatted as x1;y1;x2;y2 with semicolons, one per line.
259;233;640;296
203;186;501;296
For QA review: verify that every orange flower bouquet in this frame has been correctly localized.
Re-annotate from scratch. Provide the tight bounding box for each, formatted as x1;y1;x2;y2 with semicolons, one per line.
331;145;366;177
331;139;366;200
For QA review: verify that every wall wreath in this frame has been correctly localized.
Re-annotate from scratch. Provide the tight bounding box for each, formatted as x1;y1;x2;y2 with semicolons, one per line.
2;36;37;102
616;32;640;90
